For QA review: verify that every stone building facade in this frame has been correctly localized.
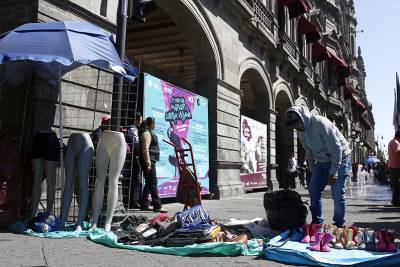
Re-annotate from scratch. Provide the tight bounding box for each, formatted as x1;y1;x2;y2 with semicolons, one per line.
0;0;375;198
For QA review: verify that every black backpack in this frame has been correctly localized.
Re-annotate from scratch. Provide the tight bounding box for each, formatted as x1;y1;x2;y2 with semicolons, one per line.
263;189;308;231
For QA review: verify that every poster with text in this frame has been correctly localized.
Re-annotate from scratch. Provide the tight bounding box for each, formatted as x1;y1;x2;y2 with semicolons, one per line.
143;73;209;198
240;116;267;189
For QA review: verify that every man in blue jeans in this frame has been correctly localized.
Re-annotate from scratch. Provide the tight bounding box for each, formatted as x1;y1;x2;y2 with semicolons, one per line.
285;105;351;227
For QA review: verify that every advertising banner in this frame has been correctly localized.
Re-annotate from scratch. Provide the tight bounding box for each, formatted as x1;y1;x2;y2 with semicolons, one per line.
143;73;209;198
240;116;267;189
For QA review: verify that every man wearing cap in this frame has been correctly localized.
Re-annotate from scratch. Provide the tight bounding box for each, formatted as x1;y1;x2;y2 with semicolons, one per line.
285;105;351;227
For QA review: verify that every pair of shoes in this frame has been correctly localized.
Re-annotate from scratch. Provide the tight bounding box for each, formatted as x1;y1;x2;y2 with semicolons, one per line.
309;232;334;252
333;228;344;249
364;230;376;251
376;229;398;252
153;207;168;213
343;226;358;249
300;223;323;243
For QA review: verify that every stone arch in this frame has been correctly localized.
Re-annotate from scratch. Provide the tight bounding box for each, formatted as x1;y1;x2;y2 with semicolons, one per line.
238;57;273;109
273;80;295;109
295;96;309;108
274;80;295;189
157;0;223;82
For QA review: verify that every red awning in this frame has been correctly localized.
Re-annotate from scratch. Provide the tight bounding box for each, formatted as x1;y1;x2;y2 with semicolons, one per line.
278;0;310;19
351;94;367;112
298;16;321;43
312;41;329;64
343;84;352;99
327;48;351;79
360;112;372;130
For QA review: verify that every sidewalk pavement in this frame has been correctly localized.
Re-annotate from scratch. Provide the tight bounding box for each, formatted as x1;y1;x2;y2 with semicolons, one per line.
1;184;399;267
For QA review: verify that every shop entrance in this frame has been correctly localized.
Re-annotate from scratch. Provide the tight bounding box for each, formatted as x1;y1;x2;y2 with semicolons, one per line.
275;90;294;189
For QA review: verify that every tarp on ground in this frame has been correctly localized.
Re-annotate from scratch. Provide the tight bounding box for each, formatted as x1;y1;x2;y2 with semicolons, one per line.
89;228;264;257
264;231;400;266
24;222;90;239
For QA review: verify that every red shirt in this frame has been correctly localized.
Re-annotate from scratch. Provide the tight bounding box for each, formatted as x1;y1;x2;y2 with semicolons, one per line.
388;138;400;168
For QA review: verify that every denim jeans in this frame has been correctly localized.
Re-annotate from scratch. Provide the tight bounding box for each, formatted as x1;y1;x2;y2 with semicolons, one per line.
308;156;351;227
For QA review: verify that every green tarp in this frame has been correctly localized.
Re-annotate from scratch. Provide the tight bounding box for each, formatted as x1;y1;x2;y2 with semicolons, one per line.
89;228;264;257
24;222;90;238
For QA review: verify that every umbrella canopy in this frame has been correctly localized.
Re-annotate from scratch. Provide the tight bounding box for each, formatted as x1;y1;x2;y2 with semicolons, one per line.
364;156;380;164
0;21;128;85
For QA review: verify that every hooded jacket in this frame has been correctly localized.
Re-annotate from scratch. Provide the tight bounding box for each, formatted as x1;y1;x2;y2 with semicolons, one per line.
287;105;350;176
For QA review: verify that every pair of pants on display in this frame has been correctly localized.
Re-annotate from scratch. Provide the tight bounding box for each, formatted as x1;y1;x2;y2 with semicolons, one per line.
308;156;351;227
31;132;59;218
91;130;126;232
60;133;93;230
140;163;162;210
389;168;400;204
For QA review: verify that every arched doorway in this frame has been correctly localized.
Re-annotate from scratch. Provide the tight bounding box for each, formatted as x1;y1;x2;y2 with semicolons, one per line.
239;68;271;190
124;1;222;198
275;88;294;189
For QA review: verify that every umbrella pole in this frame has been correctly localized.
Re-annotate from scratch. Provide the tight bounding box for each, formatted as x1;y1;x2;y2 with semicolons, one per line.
58;69;65;208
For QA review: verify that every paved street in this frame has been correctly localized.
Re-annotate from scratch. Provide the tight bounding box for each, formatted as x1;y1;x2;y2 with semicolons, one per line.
1;183;399;267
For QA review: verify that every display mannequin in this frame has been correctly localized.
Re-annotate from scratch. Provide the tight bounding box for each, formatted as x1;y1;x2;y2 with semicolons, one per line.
90;130;126;232
31;131;59;219
60;133;94;231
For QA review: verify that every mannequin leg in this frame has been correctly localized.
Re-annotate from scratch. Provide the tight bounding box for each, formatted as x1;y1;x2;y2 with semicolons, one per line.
76;147;93;230
31;159;44;218
60;147;77;228
90;143;109;230
104;145;126;232
44;160;57;214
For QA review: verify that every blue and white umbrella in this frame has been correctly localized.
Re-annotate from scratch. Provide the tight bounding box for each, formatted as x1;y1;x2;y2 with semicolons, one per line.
0;21;134;190
364;156;380;164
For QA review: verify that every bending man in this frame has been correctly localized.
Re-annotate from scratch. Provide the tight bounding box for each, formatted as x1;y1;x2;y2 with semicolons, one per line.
285;105;351;227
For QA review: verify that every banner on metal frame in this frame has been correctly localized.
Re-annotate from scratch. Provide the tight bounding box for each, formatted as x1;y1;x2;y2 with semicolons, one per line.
240;115;267;189
143;73;209;198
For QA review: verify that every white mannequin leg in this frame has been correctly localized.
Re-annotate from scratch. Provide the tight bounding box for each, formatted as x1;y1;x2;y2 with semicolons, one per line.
90;139;109;230
90;131;126;231
61;133;93;230
31;159;44;218
104;141;126;231
44;160;57;214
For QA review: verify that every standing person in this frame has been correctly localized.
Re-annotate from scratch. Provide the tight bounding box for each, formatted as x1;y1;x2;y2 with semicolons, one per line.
287;153;297;189
298;157;307;188
124;112;143;209
285;105;351;227
139;117;167;213
388;128;400;206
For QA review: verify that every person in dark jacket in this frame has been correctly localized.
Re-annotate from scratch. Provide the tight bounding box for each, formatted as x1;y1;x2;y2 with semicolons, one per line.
139;117;167;213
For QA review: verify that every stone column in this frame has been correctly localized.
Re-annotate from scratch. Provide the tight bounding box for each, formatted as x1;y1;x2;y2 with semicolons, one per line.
268;109;278;189
206;79;244;198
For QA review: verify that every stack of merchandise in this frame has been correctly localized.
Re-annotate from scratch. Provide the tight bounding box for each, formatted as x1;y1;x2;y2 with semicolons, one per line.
300;223;398;253
114;205;253;247
30;211;60;233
